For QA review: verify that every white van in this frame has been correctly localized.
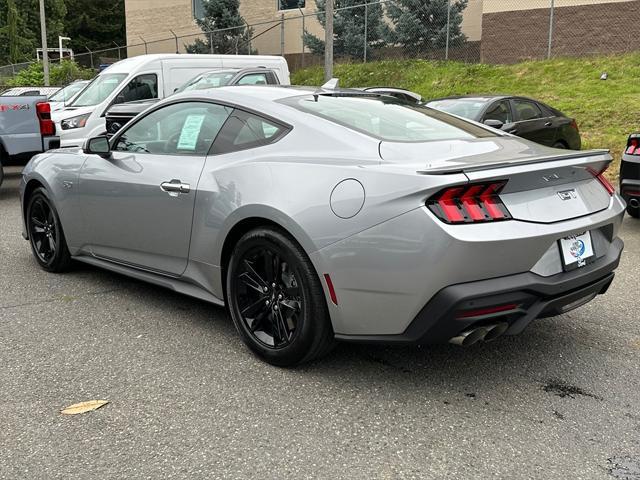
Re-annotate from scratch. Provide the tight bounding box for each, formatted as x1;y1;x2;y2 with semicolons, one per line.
52;54;291;148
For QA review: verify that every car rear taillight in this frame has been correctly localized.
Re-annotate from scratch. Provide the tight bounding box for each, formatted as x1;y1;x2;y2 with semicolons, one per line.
625;134;640;155
36;102;55;136
587;166;615;196
570;119;579;132
427;181;512;224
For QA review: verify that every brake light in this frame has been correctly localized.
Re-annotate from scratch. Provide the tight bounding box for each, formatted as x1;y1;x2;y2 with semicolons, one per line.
626;135;640;155
587;166;615;196
570;119;579;132
36;102;55;136
427;181;512;224
323;274;338;306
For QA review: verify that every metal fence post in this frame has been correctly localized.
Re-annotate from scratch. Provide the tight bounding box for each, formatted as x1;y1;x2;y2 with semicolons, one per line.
280;13;285;57
86;47;94;69
170;29;179;53
547;0;555;59
113;42;121;60
300;8;305;68
364;2;368;63
139;35;148;54
324;0;334;80
445;0;451;60
209;32;214;53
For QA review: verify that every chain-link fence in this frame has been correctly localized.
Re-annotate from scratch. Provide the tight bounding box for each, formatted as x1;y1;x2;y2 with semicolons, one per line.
2;0;640;87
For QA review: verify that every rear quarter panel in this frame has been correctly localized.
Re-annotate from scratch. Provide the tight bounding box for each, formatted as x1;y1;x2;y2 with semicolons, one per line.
0;96;47;156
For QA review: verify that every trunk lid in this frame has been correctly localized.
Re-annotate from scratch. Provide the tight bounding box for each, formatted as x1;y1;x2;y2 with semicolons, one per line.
379;137;613;224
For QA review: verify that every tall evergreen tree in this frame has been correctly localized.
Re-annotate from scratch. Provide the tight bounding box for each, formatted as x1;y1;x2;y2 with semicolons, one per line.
186;0;253;55
386;0;468;51
304;0;389;60
0;0;66;65
63;0;125;53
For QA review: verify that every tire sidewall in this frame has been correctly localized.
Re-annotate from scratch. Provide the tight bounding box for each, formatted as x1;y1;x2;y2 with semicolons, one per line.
227;228;323;366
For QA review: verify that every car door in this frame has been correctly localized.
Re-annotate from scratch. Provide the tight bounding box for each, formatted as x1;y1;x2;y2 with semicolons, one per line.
510;98;555;146
79;101;232;275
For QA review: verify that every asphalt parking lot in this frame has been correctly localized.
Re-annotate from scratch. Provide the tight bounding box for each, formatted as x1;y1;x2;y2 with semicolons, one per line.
1;166;639;480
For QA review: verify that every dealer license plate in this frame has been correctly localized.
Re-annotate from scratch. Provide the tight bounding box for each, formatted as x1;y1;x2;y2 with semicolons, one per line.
559;231;594;269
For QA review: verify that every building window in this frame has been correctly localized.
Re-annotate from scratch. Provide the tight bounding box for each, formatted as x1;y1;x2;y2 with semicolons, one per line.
278;0;305;10
193;0;205;19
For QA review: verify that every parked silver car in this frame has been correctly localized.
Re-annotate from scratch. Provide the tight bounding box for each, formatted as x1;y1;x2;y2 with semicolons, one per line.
20;86;625;366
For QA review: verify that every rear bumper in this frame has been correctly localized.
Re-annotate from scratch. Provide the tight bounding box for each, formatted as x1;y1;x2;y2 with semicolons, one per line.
334;237;623;345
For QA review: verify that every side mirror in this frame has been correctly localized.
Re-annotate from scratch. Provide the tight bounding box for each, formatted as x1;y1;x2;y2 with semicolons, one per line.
483;119;504;130
83;136;111;158
114;93;126;104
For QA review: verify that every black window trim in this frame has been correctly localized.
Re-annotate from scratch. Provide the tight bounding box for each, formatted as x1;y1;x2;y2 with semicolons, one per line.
100;72;159;118
109;97;291;156
209;108;291;156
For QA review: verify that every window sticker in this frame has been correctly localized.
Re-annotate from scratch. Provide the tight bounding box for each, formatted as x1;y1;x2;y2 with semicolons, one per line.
177;114;206;151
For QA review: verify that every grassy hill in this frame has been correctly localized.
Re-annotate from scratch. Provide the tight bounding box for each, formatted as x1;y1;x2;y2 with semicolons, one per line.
293;53;640;180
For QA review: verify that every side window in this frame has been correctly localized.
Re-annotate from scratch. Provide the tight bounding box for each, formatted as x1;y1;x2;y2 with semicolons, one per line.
483;100;512;124
116;74;158;104
211;110;287;154
236;73;269;85
512;100;543;122
114;102;232;156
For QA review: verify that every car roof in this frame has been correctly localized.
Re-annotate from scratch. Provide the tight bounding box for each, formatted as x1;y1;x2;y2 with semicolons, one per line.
428;95;511;102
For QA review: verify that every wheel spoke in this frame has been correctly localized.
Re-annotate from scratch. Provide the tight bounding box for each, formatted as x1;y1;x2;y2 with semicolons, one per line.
274;308;291;343
241;295;268;317
47;235;56;254
280;299;300;311
263;249;275;284
242;260;267;289
238;271;265;294
31;217;45;228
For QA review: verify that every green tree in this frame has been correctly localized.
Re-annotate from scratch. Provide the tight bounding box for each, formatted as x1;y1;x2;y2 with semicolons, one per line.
63;0;125;53
0;0;67;65
186;0;253;55
386;0;468;51
304;0;389;60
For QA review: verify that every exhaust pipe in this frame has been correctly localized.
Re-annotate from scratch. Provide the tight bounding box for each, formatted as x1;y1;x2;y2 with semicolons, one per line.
449;327;488;347
483;322;510;342
629;198;640;208
449;322;510;346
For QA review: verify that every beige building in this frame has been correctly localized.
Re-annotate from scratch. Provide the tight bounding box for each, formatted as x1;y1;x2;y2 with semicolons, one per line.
124;0;638;66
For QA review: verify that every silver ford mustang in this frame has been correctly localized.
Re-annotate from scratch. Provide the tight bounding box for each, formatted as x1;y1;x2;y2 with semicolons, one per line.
20;85;625;366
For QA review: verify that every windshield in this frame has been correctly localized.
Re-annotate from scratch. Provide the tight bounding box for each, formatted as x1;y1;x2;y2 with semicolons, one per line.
49;82;88;102
175;71;237;94
280;95;495;142
70;74;127;107
426;98;491;120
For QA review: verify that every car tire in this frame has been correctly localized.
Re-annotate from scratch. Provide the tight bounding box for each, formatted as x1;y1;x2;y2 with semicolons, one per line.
553;142;568;149
227;227;334;367
26;187;72;273
628;205;640;218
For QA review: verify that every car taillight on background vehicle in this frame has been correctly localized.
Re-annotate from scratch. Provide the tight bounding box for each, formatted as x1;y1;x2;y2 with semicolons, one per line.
625;134;640;155
36;102;55;136
587;166;615;196
427;182;512;224
570;119;579;132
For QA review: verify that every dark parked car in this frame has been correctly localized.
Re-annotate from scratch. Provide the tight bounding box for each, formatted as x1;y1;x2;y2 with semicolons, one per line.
105;67;280;136
426;95;581;150
620;134;640;218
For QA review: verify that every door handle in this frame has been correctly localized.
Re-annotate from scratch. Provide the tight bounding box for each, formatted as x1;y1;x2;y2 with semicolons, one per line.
160;179;190;196
544;122;553;127
506;128;518;134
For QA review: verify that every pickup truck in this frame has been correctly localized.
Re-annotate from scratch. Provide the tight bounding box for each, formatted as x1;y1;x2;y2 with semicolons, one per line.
105;67;281;136
0;96;59;187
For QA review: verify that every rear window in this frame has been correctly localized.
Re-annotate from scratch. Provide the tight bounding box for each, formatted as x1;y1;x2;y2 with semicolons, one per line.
280;95;495;142
426;98;489;120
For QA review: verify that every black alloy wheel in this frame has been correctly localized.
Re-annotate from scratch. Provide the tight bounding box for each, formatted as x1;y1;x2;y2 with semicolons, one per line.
227;227;334;366
26;188;71;272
